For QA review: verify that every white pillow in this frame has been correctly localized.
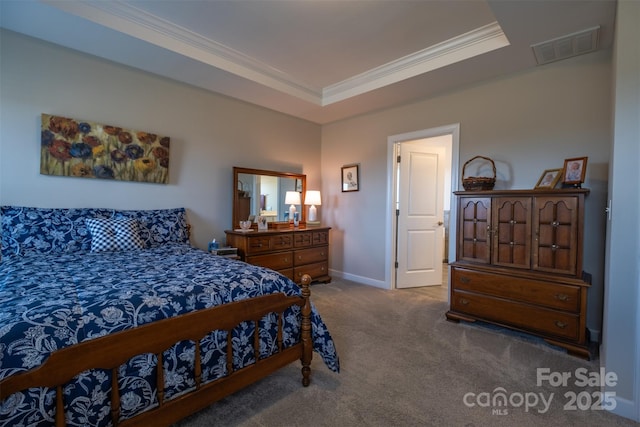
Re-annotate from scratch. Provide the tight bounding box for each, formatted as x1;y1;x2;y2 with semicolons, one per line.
86;218;145;252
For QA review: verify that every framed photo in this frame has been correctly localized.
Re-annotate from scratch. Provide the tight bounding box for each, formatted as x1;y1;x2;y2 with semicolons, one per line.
562;157;588;185
256;216;268;231
535;168;562;189
341;164;359;192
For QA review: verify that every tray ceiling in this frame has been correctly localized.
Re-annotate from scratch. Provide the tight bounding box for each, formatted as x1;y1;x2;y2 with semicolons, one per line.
1;0;616;124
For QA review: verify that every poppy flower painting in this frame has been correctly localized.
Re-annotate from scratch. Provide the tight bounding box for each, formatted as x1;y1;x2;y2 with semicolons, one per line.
40;114;170;184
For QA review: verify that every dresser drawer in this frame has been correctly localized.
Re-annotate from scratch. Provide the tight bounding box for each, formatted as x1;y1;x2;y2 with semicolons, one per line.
294;261;328;282
452;267;580;312
293;231;313;247
312;230;329;245
247;251;293;270
246;234;293;254
294;246;328;266
293;231;329;248
451;290;580;341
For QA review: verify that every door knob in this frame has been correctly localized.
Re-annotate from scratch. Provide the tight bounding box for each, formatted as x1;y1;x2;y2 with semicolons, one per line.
437;221;444;226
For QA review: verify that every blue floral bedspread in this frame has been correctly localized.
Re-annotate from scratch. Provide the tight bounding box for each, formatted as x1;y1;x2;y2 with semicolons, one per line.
0;244;339;426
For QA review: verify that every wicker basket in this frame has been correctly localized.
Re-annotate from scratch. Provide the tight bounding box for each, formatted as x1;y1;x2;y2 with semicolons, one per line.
462;155;496;191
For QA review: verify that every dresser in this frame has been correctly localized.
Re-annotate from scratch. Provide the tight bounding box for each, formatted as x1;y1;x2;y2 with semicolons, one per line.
225;227;331;284
446;189;591;358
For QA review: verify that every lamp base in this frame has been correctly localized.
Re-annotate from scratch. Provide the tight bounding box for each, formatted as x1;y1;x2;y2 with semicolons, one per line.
306;220;321;227
289;205;296;223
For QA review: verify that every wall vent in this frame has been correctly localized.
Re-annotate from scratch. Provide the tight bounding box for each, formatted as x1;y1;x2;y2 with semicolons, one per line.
531;26;600;65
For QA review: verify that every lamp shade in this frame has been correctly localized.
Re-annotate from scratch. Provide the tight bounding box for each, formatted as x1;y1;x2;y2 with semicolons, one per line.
284;191;301;205
304;190;322;206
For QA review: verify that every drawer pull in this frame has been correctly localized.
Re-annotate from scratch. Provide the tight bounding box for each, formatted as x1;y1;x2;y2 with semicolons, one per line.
459;298;469;305
555;321;568;329
459;276;471;284
552;221;560;227
555;293;570;301
510;241;515;246
509;220;517;224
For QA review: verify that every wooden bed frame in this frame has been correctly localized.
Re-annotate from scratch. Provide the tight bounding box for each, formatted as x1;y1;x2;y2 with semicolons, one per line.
0;275;315;427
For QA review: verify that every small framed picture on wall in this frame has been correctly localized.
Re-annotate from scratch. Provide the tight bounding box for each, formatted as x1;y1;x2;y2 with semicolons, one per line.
341;164;359;192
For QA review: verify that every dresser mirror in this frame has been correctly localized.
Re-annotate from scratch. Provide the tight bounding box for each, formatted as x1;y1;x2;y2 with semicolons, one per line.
233;167;306;229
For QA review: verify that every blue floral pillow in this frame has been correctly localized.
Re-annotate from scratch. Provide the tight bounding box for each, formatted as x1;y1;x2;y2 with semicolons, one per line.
1;206;113;257
114;207;189;248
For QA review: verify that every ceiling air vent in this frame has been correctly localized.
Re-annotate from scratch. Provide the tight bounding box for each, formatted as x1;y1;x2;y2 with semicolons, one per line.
531;26;600;65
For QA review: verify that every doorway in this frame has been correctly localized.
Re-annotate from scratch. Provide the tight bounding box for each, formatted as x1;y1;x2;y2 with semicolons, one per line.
385;124;460;291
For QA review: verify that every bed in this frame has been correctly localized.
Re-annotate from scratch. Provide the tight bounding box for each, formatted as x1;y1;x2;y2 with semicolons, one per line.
0;206;339;426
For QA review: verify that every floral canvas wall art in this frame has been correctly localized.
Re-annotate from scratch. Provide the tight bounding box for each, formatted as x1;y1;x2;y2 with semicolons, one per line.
40;114;170;184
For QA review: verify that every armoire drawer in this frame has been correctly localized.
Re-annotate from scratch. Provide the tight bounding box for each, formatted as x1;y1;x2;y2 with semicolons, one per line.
246;251;293;270
451;290;580;341
294;246;328;266
452;267;581;312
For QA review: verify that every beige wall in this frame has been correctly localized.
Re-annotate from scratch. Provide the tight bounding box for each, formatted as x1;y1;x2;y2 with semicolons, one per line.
0;30;321;250
321;49;612;337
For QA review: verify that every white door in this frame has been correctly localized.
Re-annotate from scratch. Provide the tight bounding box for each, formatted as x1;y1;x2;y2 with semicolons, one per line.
396;140;446;288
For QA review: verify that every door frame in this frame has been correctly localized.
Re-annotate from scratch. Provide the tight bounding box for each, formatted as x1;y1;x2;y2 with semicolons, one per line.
385;123;460;291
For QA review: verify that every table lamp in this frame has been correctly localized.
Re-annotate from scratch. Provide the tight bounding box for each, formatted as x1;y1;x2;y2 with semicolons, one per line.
284;191;301;223
304;190;322;226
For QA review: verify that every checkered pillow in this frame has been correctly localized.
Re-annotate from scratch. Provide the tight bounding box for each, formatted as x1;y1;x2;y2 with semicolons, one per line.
86;218;145;252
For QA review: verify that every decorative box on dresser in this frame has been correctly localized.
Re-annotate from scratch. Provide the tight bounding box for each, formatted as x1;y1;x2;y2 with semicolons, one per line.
446;189;591;359
225;227;331;284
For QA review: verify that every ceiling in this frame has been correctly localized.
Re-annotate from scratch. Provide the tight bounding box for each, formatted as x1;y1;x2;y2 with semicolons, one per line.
1;0;617;124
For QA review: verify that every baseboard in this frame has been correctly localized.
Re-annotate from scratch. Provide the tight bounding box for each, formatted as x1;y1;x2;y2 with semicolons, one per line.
606;394;640;422
328;269;388;289
588;327;601;343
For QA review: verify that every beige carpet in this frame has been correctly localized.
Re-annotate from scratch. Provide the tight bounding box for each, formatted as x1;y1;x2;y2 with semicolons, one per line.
174;279;638;427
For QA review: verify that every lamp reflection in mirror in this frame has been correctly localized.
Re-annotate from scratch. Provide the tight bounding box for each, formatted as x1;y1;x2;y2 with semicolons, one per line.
284;191;301;223
304;190;322;225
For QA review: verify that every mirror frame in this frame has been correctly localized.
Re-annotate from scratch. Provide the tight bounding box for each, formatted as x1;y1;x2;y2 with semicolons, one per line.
233;166;306;229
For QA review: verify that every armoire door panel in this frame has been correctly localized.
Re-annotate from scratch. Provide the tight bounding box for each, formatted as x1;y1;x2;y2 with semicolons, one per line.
492;197;531;268
533;196;578;275
458;198;491;263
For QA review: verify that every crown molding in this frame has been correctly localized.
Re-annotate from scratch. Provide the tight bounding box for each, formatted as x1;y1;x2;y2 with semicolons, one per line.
43;0;323;104
42;1;508;107
322;22;509;105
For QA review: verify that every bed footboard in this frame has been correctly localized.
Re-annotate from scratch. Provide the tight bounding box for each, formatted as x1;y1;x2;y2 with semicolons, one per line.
0;275;314;427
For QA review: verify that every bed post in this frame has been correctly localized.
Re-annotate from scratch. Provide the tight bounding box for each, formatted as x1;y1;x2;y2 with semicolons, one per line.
300;274;312;387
